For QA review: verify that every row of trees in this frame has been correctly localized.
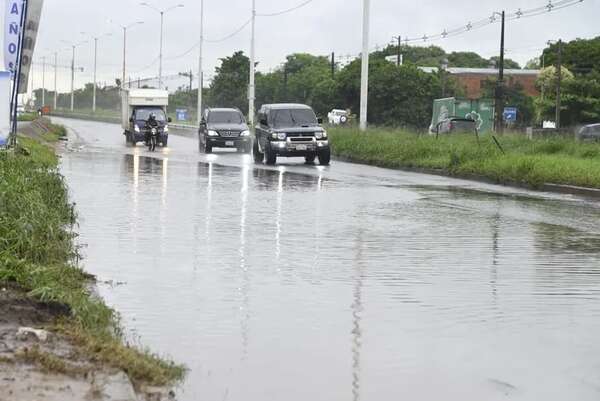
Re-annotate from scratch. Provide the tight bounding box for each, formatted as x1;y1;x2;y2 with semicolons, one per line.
34;38;600;129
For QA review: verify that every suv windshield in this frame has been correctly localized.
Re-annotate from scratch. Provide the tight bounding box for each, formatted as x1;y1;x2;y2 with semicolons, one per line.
135;108;166;122
271;109;317;128
209;111;244;124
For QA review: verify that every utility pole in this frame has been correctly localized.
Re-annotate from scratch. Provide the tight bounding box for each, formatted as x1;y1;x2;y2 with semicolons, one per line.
359;0;371;132
555;39;563;129
70;45;75;111
396;35;402;66
541;53;545;101
249;0;256;127
197;0;204;124
283;63;288;99
93;38;98;112
53;52;58;110
494;11;505;135
331;52;335;79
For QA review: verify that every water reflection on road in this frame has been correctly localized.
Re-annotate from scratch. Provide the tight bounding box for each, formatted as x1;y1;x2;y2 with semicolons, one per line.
58;118;600;401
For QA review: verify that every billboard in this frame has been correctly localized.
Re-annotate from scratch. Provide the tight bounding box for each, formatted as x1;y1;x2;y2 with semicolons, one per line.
431;97;495;133
3;0;44;93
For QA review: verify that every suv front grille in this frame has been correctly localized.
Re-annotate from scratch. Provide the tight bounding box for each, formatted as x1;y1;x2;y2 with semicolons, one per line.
289;137;314;142
287;132;315;138
219;131;240;138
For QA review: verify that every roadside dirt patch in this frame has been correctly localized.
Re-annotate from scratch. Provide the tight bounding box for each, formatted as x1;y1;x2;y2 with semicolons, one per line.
0;286;175;401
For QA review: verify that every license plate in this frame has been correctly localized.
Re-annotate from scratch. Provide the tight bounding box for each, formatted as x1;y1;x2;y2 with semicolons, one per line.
296;144;308;151
225;141;235;146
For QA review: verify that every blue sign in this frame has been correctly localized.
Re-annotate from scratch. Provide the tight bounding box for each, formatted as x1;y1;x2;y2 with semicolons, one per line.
503;107;517;122
176;109;188;121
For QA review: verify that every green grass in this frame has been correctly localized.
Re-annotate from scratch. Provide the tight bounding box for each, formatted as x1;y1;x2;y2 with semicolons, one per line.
17;112;38;122
0;136;185;386
41;123;67;143
329;127;600;189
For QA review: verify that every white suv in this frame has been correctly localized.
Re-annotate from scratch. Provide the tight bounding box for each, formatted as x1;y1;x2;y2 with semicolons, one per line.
328;109;349;125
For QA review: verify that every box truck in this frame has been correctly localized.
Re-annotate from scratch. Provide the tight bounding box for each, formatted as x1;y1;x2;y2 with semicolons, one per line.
121;89;171;146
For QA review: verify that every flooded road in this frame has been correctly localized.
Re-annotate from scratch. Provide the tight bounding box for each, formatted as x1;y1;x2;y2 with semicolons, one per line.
57;118;600;401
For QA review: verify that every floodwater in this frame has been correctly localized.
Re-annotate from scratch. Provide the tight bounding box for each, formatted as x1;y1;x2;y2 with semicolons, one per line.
57;118;600;401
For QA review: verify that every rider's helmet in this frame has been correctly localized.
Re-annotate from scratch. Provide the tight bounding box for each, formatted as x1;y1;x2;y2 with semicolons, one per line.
149;113;156;120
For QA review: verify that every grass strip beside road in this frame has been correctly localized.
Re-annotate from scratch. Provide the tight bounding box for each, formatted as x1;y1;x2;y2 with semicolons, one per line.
0;133;185;386
329;127;600;190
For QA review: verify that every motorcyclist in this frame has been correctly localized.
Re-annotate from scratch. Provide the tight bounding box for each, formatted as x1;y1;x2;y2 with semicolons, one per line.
144;113;160;144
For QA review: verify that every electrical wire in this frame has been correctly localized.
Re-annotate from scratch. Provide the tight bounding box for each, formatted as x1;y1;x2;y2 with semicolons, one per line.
402;0;586;44
130;55;160;74
205;17;253;43
257;0;315;17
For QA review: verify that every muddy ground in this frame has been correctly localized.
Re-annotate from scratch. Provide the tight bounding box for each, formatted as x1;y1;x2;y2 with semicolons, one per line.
0;285;175;401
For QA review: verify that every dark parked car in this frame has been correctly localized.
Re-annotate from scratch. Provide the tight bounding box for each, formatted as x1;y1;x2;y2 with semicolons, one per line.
434;117;478;136
253;104;331;165
577;124;600;141
199;108;251;153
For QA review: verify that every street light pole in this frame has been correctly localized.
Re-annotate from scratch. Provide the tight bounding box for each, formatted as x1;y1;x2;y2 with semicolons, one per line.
53;52;58;110
159;11;164;88
249;0;256;127
113;21;144;89
555;39;563;129
140;3;183;89
93;38;97;112
359;0;371;132
197;0;204;125
70;45;75;111
41;56;46;107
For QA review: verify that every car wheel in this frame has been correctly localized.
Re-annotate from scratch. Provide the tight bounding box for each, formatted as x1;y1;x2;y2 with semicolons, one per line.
204;143;212;154
305;154;316;164
162;138;168;147
265;144;277;165
318;149;331;166
253;140;263;163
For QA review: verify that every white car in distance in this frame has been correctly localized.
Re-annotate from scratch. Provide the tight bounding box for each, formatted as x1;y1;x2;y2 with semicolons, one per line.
328;109;349;125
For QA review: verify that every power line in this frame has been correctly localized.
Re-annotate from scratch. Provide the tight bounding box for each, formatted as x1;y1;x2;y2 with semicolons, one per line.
402;0;586;44
257;0;315;17
206;17;253;43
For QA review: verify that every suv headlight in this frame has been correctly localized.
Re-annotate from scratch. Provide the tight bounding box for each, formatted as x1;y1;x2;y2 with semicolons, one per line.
208;130;219;137
315;131;327;139
163;126;169;133
240;130;250;137
134;124;140;133
277;132;287;140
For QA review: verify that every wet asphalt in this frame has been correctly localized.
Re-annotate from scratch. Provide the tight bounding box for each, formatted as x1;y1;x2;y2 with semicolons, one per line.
55;117;600;401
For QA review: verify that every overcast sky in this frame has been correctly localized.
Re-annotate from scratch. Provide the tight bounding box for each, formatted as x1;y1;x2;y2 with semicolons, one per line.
17;0;600;93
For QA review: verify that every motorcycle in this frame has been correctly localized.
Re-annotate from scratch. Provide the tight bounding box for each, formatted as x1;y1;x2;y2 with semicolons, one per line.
148;127;158;152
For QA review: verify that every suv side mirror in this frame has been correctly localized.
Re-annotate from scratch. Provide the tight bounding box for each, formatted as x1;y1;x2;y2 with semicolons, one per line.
260;118;268;126
167;117;172;123
129;117;134;123
200;118;206;125
317;117;323;124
